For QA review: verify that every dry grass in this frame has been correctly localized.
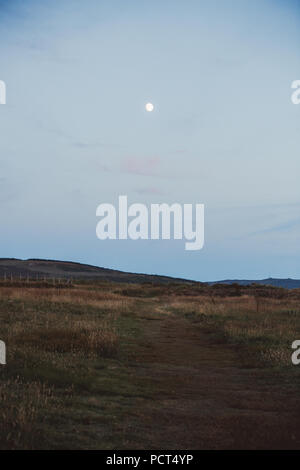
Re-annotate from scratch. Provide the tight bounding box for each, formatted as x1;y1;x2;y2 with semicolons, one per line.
0;284;126;448
0;282;299;448
167;294;300;367
15;319;118;357
0;378;54;449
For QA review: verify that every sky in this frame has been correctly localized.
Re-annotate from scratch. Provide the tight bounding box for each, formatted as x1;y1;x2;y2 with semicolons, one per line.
0;0;299;281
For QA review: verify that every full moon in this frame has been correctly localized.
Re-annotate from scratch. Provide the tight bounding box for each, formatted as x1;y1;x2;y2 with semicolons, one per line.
145;102;154;112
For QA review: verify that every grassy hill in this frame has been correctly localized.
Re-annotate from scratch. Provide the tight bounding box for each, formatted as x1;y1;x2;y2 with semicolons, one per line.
208;278;300;289
0;258;299;289
0;258;194;284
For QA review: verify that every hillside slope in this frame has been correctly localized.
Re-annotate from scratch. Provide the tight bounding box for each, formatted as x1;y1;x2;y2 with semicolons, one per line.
208;277;300;289
0;258;299;288
0;258;194;284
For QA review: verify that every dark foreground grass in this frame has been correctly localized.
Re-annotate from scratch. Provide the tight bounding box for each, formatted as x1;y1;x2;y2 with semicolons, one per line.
167;294;300;370
0;285;144;449
0;282;300;448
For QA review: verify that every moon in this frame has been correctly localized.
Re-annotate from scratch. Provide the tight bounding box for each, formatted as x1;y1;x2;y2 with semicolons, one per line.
145;102;154;112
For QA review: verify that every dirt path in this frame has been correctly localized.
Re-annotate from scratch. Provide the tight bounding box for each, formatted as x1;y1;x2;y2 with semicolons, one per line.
124;307;300;449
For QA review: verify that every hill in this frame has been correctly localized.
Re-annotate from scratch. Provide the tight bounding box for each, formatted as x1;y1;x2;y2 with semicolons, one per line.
0;259;299;289
0;258;194;284
208;277;300;289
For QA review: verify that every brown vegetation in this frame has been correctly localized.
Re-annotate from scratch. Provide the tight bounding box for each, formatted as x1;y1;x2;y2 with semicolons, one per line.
0;281;299;449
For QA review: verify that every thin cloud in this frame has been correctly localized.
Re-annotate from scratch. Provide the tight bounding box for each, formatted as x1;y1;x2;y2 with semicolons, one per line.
248;217;300;237
134;186;165;196
120;156;161;177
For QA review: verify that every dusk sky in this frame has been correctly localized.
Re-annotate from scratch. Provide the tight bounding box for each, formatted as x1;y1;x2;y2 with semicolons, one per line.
0;0;299;281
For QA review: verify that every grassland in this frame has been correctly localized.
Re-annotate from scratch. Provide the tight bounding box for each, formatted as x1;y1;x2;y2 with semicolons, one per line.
0;281;300;449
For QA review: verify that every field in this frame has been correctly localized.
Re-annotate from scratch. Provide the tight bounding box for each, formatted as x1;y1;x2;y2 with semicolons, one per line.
0;280;300;449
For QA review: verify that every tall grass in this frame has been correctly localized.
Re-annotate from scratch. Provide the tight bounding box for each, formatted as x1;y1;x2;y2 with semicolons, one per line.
168;295;300;367
0;378;54;449
1;282;299;448
0;285;124;448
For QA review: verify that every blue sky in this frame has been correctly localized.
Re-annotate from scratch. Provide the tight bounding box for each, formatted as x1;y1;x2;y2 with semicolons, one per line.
0;0;299;281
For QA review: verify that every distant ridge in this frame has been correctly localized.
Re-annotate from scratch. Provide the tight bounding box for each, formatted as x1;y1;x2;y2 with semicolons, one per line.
0;258;195;284
0;259;299;289
208;278;300;290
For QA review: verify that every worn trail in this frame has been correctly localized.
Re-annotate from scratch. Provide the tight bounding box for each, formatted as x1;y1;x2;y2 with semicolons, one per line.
123;308;300;449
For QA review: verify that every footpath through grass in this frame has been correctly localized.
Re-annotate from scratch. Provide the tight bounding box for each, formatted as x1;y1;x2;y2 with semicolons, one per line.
1;282;300;449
